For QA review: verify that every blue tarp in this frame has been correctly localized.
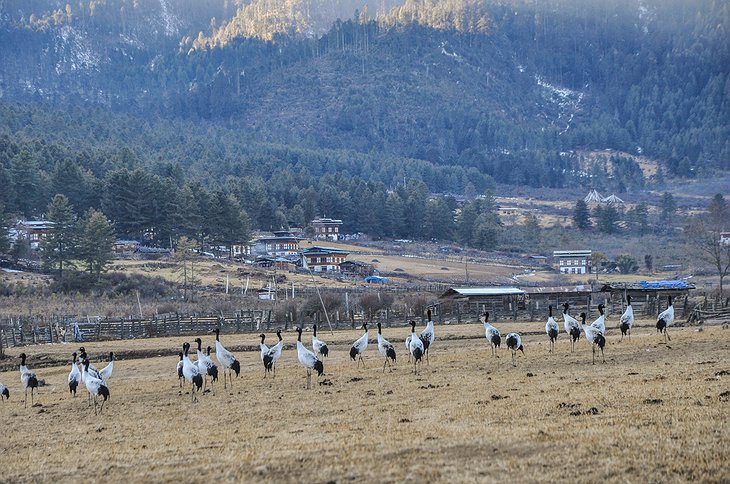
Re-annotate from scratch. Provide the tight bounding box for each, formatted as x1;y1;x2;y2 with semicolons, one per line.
639;280;690;290
364;276;388;283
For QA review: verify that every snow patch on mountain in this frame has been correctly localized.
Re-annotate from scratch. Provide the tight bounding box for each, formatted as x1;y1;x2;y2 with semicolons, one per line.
535;75;584;134
54;25;101;75
158;0;181;37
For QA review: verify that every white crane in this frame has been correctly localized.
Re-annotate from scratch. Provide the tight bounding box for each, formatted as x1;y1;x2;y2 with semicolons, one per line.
181;342;203;402
505;333;524;367
405;328;413;363
19;353;39;408
656;296;674;342
562;302;581;352
408;320;424;375
176;351;184;388
591;304;606;334
483;312;501;357
312;324;329;358
68;352;81;397
214;328;240;389
296;327;323;389
581;313;606;364
620;295;634;341
546;305;559;353
376;322;397;372
350;323;369;368
259;333;272;378
419;309;435;364
0;383;9;401
83;359;110;415
194;338;218;392
267;330;284;377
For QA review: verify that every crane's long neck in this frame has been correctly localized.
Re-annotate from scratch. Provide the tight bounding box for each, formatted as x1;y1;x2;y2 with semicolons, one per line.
549;306;553;317
215;330;220;342
260;335;265;344
196;340;202;351
313;326;317;337
297;331;302;343
277;332;282;342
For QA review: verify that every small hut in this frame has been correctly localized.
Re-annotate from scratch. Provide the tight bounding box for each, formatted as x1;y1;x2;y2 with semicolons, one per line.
599;280;695;317
439;287;525;322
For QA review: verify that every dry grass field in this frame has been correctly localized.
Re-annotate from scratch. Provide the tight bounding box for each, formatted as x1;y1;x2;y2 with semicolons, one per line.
0;320;728;483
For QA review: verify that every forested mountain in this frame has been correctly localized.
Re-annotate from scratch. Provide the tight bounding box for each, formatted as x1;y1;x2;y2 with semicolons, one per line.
0;0;728;245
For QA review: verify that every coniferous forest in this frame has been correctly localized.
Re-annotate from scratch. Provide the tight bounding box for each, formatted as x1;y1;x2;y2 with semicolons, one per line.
0;0;728;248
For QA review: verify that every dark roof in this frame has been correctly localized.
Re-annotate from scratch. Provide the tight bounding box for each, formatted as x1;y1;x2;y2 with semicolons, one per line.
440;287;524;299
522;285;593;295
301;246;349;256
600;280;695;291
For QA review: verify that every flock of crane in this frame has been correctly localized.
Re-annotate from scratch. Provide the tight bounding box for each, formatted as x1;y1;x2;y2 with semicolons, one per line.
0;295;676;411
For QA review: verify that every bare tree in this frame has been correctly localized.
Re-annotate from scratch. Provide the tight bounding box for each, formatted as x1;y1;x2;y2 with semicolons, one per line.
689;219;730;304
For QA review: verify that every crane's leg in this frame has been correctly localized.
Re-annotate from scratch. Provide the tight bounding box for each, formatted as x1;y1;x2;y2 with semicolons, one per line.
601;347;605;363
425;348;430;365
383;358;387;373
666;328;671;342
273;364;276;379
100;398;105;414
306;369;312;390
24;388;27;408
359;354;365;369
592;345;596;365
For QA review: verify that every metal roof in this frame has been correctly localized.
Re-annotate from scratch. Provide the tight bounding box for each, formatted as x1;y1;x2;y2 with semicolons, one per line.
600;280;695;291
522;285;593;295
440;287;525;299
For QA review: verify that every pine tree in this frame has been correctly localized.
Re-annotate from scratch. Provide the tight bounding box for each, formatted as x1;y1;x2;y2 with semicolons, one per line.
41;194;77;280
78;208;116;279
660;192;677;223
573;200;591;230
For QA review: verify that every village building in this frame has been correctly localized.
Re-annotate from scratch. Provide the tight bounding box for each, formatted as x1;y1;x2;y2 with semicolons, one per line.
599;280;695;317
255;230;301;257
15;220;54;250
339;260;375;277
311;217;343;240
112;240;140;256
553;250;592;274
301;246;349;272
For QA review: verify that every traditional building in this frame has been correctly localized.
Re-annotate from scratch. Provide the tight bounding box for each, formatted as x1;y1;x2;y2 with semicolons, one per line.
15;220;54;250
553;250;592;274
311;217;343;240
301;246;349;272
255;230;301;257
340;260;375;277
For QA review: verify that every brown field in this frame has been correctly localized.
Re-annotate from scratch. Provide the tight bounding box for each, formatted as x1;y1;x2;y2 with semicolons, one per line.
0;320;728;483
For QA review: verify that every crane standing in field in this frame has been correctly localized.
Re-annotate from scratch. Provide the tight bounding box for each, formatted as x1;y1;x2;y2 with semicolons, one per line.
312;324;329;358
657;296;675;342
620;295;634;341
562;303;581;352
408;320;424;375
19;353;39;408
0;383;9;401
83;359;110;415
505;333;524;367
420;310;435;364
296;327;324;389
581;313;606;364
181;342;203;402
483;312;501;357
376;322;397;373
545;305;559;353
350;324;369;368
68;352;81;397
214;328;240;389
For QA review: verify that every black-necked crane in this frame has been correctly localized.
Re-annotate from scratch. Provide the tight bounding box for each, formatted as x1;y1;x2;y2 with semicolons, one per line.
194;338;218;392
483;312;501;357
657;296;674;342
83;359;110;415
376;322;397;372
0;383;9;401
176;351;184;388
591;304;606;334
181;342;203;402
260;333;272;378
68;352;81;397
296;327;323;389
19;353;39;408
562;302;581;352
419;309;435;364
214;328;240;389
581;313;606;364
408;320;424;375
546;305;559;353
505;333;524;367
312;324;329;358
267;330;284;377
350;323;369;368
620;295;634;341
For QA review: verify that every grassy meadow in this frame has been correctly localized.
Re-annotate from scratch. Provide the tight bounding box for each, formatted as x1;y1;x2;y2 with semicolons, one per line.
0;320;727;483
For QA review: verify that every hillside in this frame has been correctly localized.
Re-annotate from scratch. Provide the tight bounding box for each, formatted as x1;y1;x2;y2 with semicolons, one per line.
0;0;727;182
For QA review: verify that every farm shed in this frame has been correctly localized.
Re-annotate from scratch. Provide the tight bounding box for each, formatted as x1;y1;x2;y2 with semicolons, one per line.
599;280;695;317
438;287;526;322
522;285;594;318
